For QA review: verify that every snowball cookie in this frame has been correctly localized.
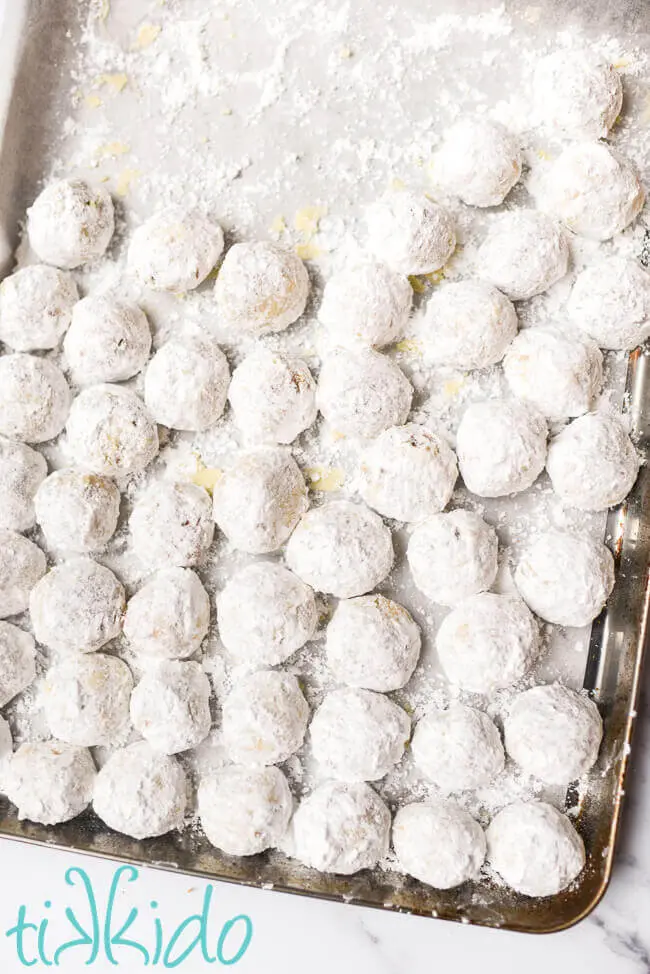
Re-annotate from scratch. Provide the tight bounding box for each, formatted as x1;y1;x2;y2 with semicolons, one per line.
536;143;644;241
325;594;420;692
286;500;394;599
144;333;229;432
93;741;187;839
412;704;505;793
65;384;159;477
124;568;210;660
436;593;539;694
457;399;547;498
0;437;47;532
420;280;518;370
221;670;309;766
487;800;585;897
0;717;12;762
393;800;486;889
534;49;623;140
5;741;95;825
318;260;413;348
130;481;214;568
546;411;639;511
0;354;70;443
408;510;498;607
514;530;615;628
567;256;650;351
198;766;292;856
228;346;317;444
504;684;602;786
365;189;456;275
292;780;390;874
503;328;603;421
64;294;152;385
130;660;211;755
35;469;120;553
216;561;317;666
478;210;569;301
30;558;125;654
310;687;410;782
0;621;36;706
27;179;114;269
433;118;522;208
212;448;308;554
359;423;457;522
214;241;309;334
128;208;224;292
0;530;46;617
317;347;412;439
42;653;133;746
0;264;78;351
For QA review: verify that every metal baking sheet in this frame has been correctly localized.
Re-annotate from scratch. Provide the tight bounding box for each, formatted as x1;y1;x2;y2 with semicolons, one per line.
0;0;649;935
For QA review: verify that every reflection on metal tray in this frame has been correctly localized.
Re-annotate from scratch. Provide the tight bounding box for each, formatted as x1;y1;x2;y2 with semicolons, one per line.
0;0;649;936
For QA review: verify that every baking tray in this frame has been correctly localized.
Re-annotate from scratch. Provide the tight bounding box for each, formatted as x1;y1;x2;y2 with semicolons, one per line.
0;0;649;936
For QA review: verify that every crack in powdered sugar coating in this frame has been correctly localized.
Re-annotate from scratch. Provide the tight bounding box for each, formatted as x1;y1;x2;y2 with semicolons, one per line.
0;437;47;532
5;741;96;826
456;399;548;498
533;49;623;140
63;295;152;385
503;684;603;786
477;210;569;301
0;264;78;352
546;411;640;511
309;687;411;783
432;117;522;208
212;447;308;554
198;766;293;857
144;333;230;432
127;208;224;292
535;142;645;242
123;567;210;660
318;260;413;348
221;669;309;766
35;469;121;553
214;241;309;334
566;256;650;351
325;593;421;693
486;800;586;897
291;780;390;874
411;704;505;794
503;328;603;421
93;741;187;840
0;530;46;618
27;179;114;270
0;354;70;444
317;347;412;439
0;621;36;707
417;279;518;371
364;189;456;275
216;561;317;667
513;529;615;628
407;510;498;607
42;653;133;747
436;592;540;695
129;481;214;568
29;558;125;654
228;345;317;445
130;659;212;756
358;422;458;522
392;800;486;889
285;500;394;599
65;384;159;477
